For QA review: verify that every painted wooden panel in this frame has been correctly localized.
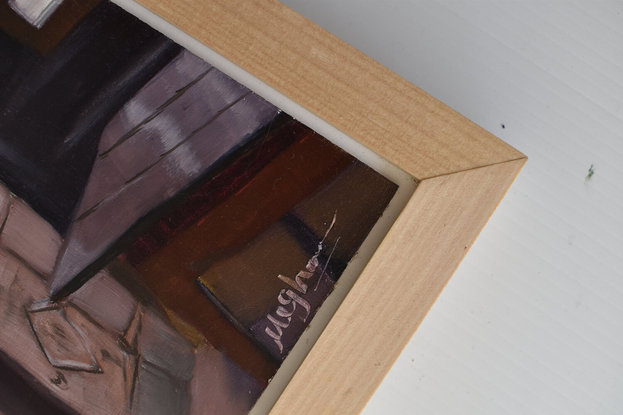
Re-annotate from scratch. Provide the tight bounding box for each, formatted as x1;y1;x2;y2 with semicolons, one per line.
0;2;406;414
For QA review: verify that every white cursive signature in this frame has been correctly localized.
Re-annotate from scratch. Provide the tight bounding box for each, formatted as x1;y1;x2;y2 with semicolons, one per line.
264;212;340;354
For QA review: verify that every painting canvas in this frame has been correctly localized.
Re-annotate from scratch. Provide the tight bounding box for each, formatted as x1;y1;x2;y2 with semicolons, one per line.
0;1;404;413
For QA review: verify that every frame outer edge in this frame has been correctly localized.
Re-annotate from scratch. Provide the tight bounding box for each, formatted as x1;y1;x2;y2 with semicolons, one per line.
269;158;526;414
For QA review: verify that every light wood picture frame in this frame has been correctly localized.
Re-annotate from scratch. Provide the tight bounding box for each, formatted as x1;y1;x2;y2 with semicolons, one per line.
128;1;525;413
0;0;526;414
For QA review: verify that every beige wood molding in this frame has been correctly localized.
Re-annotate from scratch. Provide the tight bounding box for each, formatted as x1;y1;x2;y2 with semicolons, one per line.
272;158;526;414
135;0;524;180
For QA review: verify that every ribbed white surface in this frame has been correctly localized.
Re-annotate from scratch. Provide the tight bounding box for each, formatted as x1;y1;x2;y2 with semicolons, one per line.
281;1;623;413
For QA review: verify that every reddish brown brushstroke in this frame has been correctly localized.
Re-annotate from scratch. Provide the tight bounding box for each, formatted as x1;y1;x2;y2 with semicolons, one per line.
122;124;354;384
122;114;300;265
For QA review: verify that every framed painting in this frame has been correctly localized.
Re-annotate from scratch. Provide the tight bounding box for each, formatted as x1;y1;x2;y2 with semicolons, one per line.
0;0;526;414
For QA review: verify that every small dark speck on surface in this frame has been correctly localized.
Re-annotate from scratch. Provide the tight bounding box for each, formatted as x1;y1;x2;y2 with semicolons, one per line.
50;372;66;386
586;164;595;181
501;123;506;129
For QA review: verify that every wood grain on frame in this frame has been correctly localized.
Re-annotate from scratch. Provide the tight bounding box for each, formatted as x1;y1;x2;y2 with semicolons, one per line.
134;0;524;180
130;0;527;413
273;158;526;414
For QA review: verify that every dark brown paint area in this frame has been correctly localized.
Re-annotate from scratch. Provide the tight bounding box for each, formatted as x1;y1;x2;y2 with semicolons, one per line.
118;114;397;385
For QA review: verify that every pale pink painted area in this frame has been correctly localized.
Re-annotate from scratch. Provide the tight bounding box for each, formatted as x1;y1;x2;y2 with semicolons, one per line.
0;186;265;414
69;270;138;335
0;225;194;414
0;183;9;226
0;190;61;277
0;249;128;415
0;247;19;315
27;306;101;372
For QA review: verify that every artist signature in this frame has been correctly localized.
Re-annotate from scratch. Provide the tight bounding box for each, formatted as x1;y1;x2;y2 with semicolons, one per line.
264;213;340;355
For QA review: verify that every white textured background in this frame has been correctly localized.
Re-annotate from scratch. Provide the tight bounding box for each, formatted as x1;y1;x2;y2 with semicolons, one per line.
280;1;623;413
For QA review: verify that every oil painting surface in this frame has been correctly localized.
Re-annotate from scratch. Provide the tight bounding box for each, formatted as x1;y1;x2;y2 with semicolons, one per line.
0;1;398;414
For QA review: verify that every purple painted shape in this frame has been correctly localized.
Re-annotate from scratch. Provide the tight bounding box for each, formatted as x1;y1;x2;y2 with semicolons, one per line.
78;69;248;216
49;92;278;297
1;197;61;277
99;50;211;153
